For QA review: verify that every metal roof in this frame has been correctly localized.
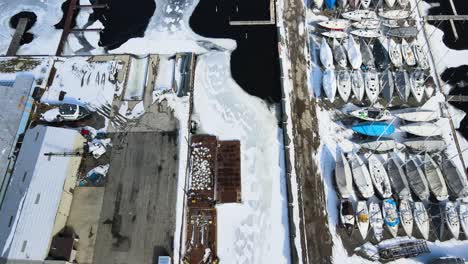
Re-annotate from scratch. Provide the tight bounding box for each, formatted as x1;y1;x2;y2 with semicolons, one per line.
0;74;35;202
0;125;84;261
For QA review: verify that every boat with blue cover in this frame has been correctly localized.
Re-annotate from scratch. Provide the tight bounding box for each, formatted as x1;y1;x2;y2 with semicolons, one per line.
352;122;395;136
382;198;400;237
325;0;336;9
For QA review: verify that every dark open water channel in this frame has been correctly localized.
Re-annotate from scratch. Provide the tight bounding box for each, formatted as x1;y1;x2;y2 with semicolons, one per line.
189;0;281;103
86;0;281;103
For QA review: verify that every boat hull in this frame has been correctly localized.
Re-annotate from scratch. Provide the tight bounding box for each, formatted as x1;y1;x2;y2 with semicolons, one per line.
352;122;395;137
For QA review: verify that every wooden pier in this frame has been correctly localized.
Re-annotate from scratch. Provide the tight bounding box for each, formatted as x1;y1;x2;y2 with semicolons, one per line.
56;1;107;55
6;18;29;56
229;0;276;26
447;95;468;102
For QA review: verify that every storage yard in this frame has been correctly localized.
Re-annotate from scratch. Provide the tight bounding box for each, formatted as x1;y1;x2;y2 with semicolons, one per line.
302;0;468;262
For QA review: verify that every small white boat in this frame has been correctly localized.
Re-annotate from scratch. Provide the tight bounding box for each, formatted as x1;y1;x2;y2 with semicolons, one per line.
398;0;409;8
460;201;468;239
410;70;426;103
337;70;352;102
323;69;337;102
352;19;380;30
365;71;380;103
350;107;392;121
385;0;396;8
347;35;363;70
333;39;348;69
342;10;377;22
351;29;380;38
379;10;411;20
340;199;355;236
382;198;400;237
445;201;460;239
413;202;430;240
406;155;430;201
351;153;375;199
403;138;446;153
356;201;370;239
389;38;403;67
320;38;334;69
369;202;384;241
368;155;392;198
413;43;430;70
322;31;348;39
400;199;414;236
351;70;365;101
360;138;396;152
361;0;372;9
319;19;351;30
400;122;442;137
401;39;417;66
394;108;438;122
335;152;354;199
424;153;449;201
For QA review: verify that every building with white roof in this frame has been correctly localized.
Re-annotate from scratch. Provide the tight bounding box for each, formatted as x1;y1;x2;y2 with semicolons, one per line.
0;125;85;262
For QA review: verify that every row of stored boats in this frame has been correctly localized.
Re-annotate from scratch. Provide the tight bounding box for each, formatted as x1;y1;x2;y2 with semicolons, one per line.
338;107;468;201
314;0;409;10
340;198;468;241
336;151;467;202
319;33;427;70
318;35;432;104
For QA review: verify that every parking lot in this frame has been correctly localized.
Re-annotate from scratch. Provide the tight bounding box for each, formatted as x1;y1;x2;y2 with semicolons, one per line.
92;131;179;264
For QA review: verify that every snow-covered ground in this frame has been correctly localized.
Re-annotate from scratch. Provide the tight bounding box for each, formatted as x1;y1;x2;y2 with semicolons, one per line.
193;51;290;264
303;1;468;263
0;0;63;55
40;57;123;111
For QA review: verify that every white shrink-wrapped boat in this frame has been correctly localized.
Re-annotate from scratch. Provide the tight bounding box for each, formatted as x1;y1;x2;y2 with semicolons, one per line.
394;108;438;122
351;70;365;101
401;39;416;66
350;107;392;121
423;153;449;201
347;35;363;70
368;155;392;198
337;70;352;102
389;38;403;67
320;38;334;69
445;202;460;239
370;201;384;241
356;201;370;239
323;69;337;102
400;122;442;137
351;153;375;199
387;153;411;199
410;70;426;103
399;199;414;236
335;152;354;199
365;71;380;103
413;202;430;240
406;155;430;201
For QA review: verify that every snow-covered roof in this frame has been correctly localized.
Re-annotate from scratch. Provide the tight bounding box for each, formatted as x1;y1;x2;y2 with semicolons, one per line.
0;125;84;261
0;74;34;188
